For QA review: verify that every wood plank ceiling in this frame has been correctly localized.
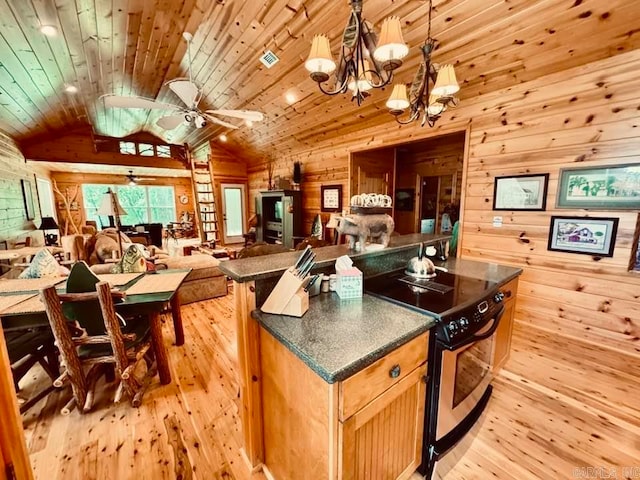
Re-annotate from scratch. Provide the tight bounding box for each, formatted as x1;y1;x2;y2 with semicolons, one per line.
0;0;639;161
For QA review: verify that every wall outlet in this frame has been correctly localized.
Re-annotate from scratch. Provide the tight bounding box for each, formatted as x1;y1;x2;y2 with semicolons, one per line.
493;216;503;227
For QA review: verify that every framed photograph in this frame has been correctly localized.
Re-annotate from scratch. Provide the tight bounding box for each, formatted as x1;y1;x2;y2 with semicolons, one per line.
493;174;548;211
548;216;618;257
321;185;342;212
557;163;640;209
20;179;35;220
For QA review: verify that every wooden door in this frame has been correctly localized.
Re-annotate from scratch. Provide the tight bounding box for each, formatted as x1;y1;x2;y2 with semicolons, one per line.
340;365;426;480
350;148;395;198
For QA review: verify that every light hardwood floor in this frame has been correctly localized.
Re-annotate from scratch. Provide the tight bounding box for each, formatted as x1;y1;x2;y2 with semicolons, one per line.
17;286;640;479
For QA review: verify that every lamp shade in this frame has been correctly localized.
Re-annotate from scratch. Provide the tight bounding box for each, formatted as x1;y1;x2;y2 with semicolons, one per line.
374;16;408;64
305;35;336;76
39;216;59;230
97;190;127;216
432;64;460;97
427;95;447;116
347;60;374;93
386;84;410;111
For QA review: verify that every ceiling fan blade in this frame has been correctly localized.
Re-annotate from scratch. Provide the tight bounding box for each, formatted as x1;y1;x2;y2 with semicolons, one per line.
102;94;178;110
202;113;239;130
168;79;200;108
205;109;264;122
157;114;186;130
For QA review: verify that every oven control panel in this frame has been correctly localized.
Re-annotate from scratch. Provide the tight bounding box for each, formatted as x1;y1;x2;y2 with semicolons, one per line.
440;288;505;344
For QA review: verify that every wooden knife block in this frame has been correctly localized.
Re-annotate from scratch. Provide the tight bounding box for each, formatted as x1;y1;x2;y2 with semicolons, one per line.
261;267;309;317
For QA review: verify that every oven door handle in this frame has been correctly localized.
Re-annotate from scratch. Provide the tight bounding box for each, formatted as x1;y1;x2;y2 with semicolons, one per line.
443;306;505;351
472;306;505;342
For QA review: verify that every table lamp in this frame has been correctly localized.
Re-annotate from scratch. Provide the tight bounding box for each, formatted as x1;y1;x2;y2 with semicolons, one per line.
39;216;59;246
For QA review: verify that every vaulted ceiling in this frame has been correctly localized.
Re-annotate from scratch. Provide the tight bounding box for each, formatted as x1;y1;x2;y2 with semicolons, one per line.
1;0;639;162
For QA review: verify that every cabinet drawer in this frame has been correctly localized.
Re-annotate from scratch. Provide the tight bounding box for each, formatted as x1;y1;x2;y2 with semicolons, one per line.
339;331;428;421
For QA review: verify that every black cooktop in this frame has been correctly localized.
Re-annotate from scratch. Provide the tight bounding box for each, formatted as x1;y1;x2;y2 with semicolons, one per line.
365;269;497;319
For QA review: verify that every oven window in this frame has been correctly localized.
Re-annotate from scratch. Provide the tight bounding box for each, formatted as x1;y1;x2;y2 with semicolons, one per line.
453;336;493;407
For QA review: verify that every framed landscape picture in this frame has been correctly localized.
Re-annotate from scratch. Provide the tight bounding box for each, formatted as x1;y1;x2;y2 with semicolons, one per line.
493;173;549;211
547;216;618;257
557;163;640;209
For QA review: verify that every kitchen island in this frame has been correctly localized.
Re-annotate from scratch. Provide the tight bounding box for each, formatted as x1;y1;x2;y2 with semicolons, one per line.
219;234;521;476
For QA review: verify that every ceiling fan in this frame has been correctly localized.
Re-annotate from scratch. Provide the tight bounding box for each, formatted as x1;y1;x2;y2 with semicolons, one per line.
101;32;264;131
126;170;155;185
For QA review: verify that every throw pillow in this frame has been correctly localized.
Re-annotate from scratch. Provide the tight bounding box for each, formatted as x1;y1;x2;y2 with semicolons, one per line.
18;249;62;279
111;245;147;274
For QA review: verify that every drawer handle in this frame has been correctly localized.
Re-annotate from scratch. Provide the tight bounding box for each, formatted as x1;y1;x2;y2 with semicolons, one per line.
389;365;401;379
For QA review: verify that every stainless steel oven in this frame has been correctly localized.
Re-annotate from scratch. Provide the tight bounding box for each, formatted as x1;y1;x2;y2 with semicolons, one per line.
436;306;503;440
364;268;506;479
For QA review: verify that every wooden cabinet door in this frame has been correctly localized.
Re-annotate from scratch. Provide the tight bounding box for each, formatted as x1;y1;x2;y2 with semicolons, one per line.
340;364;426;480
493;277;519;373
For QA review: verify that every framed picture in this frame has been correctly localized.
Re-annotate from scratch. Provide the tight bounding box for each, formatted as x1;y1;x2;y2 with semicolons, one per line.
493;173;549;211
20;179;35;220
547;216;618;257
557;163;640;209
321;185;342;212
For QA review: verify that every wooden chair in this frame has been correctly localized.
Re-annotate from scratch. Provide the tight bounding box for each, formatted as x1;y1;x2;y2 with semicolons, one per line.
40;278;157;415
3;326;59;413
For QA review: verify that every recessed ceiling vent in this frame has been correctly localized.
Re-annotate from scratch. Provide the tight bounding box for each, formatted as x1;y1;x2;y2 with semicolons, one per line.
259;50;279;68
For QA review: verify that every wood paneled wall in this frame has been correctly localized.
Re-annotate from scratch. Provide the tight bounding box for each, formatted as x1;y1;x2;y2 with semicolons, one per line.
0;131;49;245
50;172;194;234
248;49;640;355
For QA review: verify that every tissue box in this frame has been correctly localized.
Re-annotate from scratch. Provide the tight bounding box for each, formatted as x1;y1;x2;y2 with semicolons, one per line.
337;267;363;299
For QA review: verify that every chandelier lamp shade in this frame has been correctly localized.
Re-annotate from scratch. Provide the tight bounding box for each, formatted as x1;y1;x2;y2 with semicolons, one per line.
304;0;408;105
386;0;460;127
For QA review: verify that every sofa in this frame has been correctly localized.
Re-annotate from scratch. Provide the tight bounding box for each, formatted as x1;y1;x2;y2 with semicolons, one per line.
156;254;228;304
61;230;228;304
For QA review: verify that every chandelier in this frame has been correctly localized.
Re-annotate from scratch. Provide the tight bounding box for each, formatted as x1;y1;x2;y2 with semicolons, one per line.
386;0;459;127
304;0;408;105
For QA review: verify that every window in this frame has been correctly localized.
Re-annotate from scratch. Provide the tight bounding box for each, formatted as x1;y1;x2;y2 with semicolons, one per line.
82;184;176;228
119;141;136;155
138;143;154;156
156;145;171;157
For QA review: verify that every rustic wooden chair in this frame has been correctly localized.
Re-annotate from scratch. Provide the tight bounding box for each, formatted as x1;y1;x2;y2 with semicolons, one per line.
3;326;59;413
40;268;157;414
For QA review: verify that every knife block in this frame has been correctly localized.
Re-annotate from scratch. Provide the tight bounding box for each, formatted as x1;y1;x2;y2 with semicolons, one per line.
261;267;309;317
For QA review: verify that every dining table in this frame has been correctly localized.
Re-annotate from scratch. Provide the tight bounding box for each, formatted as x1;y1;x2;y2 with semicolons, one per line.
0;245;64;261
0;269;191;385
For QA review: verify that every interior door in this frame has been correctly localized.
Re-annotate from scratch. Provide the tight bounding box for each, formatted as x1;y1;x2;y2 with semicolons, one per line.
220;183;247;244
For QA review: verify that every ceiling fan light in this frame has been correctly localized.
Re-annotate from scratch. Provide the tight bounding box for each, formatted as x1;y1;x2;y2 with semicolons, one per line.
219;134;227;142
245;119;253;128
374;16;408;70
386;84;410;111
432;64;460;97
305;35;336;82
128;179;137;186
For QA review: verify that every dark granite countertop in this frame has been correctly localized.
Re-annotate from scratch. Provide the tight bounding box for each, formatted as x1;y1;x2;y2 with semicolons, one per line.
252;257;522;384
253;293;436;383
219;233;451;283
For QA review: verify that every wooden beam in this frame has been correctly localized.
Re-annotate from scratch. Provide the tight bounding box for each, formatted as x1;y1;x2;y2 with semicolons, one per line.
21;130;189;170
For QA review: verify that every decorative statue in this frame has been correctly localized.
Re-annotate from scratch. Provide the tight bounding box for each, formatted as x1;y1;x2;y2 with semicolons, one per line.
335;214;394;251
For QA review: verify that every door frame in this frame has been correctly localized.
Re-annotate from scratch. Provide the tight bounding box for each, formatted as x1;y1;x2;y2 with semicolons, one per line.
220;183;247;244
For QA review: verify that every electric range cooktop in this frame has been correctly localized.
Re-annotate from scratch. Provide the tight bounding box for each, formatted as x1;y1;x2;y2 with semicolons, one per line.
365;269;498;319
